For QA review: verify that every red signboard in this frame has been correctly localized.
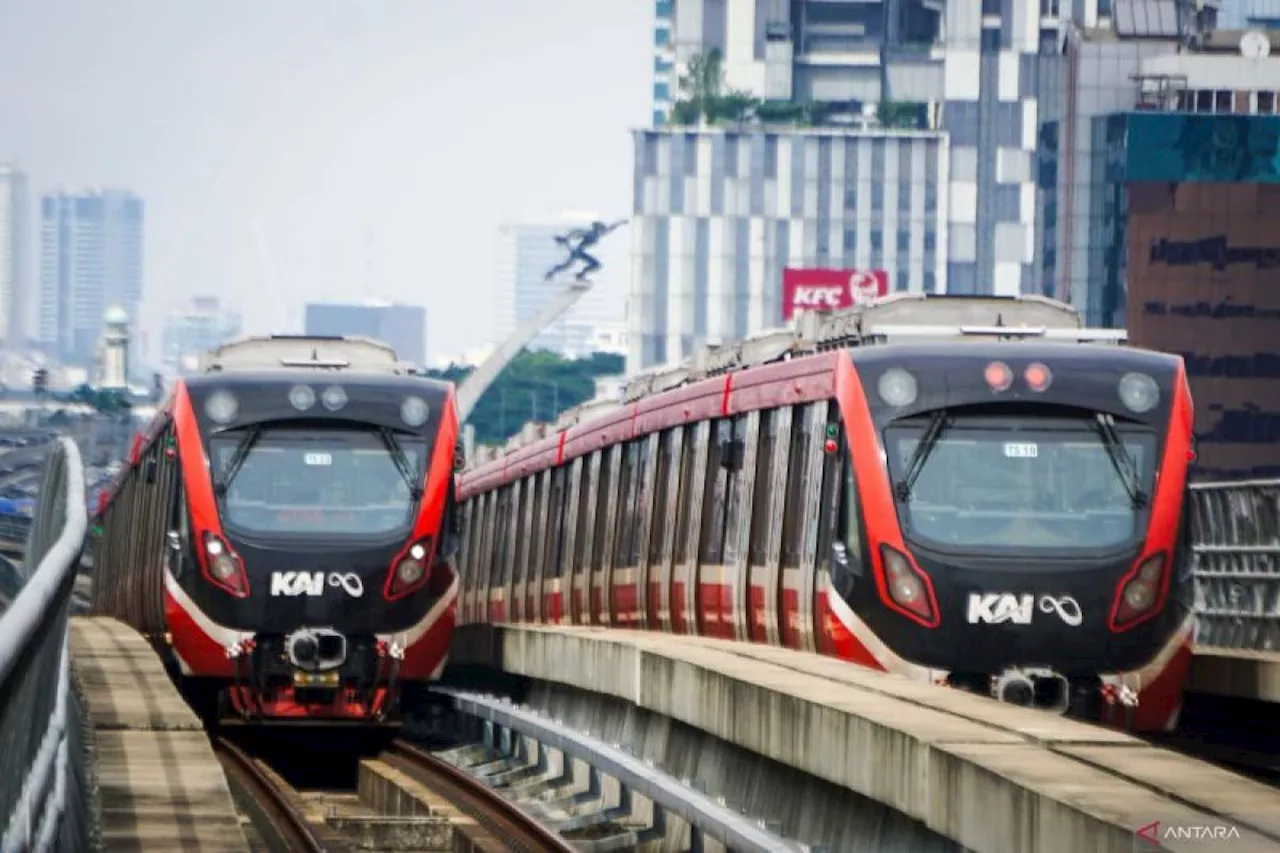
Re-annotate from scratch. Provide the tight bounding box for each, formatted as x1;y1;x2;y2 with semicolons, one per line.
781;268;888;321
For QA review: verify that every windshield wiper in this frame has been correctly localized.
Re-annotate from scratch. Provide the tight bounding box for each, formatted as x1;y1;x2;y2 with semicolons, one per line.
895;409;950;502
379;427;424;501
1093;413;1148;508
214;425;262;496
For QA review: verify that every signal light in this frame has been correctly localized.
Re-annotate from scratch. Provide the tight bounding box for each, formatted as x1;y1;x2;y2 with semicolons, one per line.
984;361;1013;392
1024;363;1052;392
824;438;838;454
825;424;838;438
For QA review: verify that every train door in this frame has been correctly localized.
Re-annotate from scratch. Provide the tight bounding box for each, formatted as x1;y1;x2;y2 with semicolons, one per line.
643;430;674;632
562;456;585;624
747;408;787;645
571;453;598;625
672;422;708;635
697;418;740;640
780;402;828;651
591;447;620;626
490;485;514;623
542;466;568;624
609;441;638;627
631;433;658;629
724;412;760;642
527;471;548;622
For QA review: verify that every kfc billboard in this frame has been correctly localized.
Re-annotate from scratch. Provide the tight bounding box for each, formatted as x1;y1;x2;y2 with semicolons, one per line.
782;268;888;321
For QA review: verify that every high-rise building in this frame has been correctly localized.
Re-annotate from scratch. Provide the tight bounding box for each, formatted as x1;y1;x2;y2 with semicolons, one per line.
39;189;144;367
494;219;622;358
160;296;244;376
629;126;947;370
0;164;30;349
303;300;426;366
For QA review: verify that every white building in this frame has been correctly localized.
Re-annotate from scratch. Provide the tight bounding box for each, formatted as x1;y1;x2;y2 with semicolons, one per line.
494;216;625;358
160;296;243;376
0;164;30;349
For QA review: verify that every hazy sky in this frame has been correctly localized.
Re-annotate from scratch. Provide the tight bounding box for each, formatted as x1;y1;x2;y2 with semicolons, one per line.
0;0;653;362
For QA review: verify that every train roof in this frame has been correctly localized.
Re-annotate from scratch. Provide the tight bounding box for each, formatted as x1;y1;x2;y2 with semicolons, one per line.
198;334;417;374
844;339;1180;371
182;369;453;394
458;293;1165;488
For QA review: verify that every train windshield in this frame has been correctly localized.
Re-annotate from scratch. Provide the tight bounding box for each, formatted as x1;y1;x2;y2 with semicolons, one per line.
209;424;426;538
883;414;1158;553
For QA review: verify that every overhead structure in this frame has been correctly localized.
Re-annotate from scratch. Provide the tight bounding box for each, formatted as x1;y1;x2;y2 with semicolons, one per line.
467;292;1129;467
454;278;596;422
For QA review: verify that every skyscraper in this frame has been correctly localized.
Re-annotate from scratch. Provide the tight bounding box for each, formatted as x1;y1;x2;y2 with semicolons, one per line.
39;189;144;366
160;296;244;376
494;219;622;358
0;164;30;349
303;300;426;366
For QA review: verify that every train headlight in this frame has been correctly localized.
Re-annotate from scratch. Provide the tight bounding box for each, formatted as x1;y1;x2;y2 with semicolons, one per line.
1118;373;1160;414
288;384;316;411
984;361;1014;393
321;385;348;412
400;396;430;428
1110;553;1166;631
205;391;238;425
877;544;938;627
201;531;248;597
877;369;918;408
385;536;436;600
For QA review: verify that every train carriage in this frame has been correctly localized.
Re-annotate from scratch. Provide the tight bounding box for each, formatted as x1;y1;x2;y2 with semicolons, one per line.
456;294;1196;733
90;335;462;724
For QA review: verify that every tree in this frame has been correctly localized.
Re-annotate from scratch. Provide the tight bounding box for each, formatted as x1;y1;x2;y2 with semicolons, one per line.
421;350;625;447
669;50;761;127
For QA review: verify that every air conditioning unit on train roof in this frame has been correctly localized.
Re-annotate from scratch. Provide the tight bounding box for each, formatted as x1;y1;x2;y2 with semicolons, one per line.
199;334;415;374
622;363;692;403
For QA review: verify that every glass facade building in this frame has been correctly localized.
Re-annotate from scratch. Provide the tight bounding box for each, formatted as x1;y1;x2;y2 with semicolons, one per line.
303;302;426;367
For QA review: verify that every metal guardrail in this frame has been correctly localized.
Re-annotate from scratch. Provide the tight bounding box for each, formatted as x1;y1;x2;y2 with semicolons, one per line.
1189;479;1280;651
434;687;816;853
0;439;94;853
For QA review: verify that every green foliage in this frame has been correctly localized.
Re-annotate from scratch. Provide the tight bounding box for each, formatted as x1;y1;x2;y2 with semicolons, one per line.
422;350;625;447
665;51;927;131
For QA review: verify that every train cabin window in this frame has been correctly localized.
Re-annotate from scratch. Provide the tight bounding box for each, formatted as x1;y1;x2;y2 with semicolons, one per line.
839;429;863;557
591;448;615;571
699;419;732;565
647;430;674;565
546;467;567;576
781;404;814;565
673;425;697;564
748;410;777;565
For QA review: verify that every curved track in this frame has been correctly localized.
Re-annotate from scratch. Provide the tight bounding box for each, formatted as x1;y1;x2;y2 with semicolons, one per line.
384;738;577;853
213;736;336;853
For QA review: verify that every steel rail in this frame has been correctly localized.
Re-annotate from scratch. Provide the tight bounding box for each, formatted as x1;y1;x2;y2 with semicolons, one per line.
386;738;576;853
212;737;329;853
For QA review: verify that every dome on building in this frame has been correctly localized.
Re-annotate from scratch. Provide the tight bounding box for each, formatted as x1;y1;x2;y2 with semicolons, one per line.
104;305;129;325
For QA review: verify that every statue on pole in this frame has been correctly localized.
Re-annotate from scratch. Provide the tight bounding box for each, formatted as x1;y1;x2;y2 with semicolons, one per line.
543;218;627;282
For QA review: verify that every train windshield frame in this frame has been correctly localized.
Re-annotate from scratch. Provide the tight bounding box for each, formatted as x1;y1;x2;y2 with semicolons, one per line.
208;422;427;542
882;411;1160;558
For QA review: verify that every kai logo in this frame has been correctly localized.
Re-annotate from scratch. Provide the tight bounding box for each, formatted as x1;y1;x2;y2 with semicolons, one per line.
791;285;845;309
967;593;1084;627
270;571;365;598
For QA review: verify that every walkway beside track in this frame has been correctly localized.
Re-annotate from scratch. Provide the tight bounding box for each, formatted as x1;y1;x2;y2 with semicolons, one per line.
70;616;249;853
452;624;1280;853
1190;647;1280;702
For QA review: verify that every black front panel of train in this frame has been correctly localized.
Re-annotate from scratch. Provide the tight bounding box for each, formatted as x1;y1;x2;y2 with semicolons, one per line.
174;538;437;634
845;548;1190;674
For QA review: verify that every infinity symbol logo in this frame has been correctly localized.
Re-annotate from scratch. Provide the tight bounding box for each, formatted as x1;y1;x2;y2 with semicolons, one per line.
327;572;365;598
1038;595;1083;627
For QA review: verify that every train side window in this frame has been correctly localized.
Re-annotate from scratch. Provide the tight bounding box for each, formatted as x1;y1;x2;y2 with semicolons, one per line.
495;485;514;584
479;490;498;590
748;409;777;565
647;430;673;564
529;472;547;580
632;437;651;566
546;467;567;576
721;414;751;565
614;441;637;567
699;419;731;565
511;479;528;585
592;447;614;570
780;404;813;565
673;425;697;564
